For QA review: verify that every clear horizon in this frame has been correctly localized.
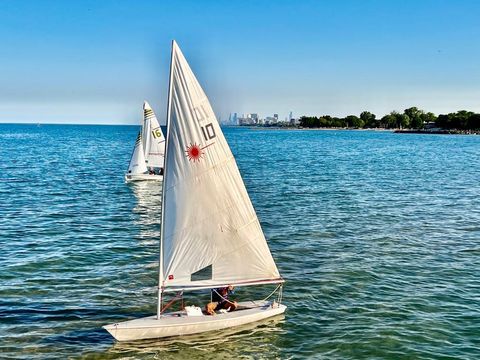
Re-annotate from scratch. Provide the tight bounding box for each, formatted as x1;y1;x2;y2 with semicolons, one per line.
1;0;479;125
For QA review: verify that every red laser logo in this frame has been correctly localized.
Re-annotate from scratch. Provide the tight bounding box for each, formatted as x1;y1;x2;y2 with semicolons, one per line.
185;142;215;163
185;143;203;162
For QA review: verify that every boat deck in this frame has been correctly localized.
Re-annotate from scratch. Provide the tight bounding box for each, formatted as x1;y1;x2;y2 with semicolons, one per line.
103;300;286;341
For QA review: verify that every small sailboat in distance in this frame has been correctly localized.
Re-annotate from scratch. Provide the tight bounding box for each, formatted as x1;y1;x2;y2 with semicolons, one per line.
125;131;148;179
142;101;165;175
104;41;286;341
125;102;165;182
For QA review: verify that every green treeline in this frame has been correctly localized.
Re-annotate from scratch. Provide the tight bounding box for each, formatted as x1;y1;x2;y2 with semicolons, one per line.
299;107;480;130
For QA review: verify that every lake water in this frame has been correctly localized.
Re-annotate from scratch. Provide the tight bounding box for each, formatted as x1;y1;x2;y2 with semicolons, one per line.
0;124;479;359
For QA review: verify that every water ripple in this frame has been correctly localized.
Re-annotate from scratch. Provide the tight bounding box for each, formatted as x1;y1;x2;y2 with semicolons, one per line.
0;125;479;359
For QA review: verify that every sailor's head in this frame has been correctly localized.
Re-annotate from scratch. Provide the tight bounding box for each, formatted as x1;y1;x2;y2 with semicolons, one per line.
228;284;234;291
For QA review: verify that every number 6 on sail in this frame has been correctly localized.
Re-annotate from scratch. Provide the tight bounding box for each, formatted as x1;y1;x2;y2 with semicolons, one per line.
103;40;286;342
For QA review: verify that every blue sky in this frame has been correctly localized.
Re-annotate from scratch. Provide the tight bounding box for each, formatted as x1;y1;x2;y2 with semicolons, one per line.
1;0;479;124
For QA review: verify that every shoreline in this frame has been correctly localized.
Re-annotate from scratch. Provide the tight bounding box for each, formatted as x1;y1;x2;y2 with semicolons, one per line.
226;125;479;134
394;129;479;135
228;125;392;131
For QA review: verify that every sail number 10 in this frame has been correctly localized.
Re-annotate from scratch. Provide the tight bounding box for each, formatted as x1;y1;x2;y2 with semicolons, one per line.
201;123;216;141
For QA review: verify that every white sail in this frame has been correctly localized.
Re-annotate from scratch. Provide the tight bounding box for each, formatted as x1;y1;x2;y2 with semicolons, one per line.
160;41;282;292
127;132;148;175
142;101;165;169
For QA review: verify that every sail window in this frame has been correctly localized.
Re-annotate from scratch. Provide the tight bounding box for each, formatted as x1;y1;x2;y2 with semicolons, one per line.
191;265;212;281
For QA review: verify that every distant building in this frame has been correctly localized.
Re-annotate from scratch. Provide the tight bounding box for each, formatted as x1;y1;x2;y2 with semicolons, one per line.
227;112;239;125
237;117;249;125
235;111;298;126
238;113;259;125
249;113;259;124
265;116;277;125
238;116;254;125
225;112;239;125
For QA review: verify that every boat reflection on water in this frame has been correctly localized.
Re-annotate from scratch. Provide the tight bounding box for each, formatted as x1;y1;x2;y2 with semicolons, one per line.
129;181;162;223
106;314;286;358
128;181;162;247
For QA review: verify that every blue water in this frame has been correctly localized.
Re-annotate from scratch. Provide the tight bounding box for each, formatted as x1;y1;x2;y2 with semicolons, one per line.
1;124;479;359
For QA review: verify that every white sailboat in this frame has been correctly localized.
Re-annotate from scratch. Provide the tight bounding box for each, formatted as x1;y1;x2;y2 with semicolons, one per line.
105;41;286;342
125;102;165;182
124;131;149;179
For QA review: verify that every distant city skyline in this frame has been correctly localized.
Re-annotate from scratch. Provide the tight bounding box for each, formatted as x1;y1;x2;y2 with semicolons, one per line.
1;0;479;125
224;111;297;126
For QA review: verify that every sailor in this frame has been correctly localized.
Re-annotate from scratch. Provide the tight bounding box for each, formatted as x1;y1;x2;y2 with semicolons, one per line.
212;285;237;312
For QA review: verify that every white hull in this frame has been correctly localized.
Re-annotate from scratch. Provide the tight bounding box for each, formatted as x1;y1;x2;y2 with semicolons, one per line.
103;301;286;342
125;173;163;182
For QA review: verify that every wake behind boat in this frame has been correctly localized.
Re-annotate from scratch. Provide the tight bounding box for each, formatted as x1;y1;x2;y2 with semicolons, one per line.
105;40;285;341
125;102;165;182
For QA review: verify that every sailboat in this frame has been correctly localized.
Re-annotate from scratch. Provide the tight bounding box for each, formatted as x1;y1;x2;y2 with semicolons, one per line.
104;41;286;341
125;102;165;182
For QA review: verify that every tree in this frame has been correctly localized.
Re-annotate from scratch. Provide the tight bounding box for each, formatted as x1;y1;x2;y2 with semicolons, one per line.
381;114;396;128
360;111;376;128
345;115;364;128
455;110;474;129
436;114;449;128
388;111;409;129
420;112;437;126
399;114;410;129
299;116;319;128
404;107;424;129
436;111;474;129
320;116;331;127
300;109;478;130
467;113;480;129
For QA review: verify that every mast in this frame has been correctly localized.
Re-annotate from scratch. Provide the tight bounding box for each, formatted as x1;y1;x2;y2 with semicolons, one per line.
157;40;175;319
142;102;149;165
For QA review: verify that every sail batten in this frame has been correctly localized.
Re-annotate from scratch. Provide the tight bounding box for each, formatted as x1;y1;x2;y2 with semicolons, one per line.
160;41;281;291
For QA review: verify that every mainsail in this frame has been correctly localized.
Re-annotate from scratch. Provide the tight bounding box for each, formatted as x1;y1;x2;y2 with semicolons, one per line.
160;41;282;293
127;132;148;175
142;101;165;168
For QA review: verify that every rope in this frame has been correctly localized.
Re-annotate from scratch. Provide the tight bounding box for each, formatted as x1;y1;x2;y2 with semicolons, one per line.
216;284;282;309
160;286;283;315
253;283;282;305
277;284;283;303
160;291;183;313
212;289;237;306
244;284;283;306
